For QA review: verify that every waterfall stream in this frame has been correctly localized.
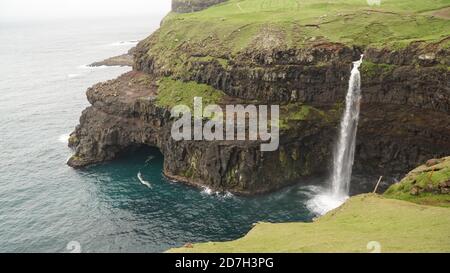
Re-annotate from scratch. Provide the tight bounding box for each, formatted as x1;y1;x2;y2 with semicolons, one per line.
307;55;364;215
331;55;364;197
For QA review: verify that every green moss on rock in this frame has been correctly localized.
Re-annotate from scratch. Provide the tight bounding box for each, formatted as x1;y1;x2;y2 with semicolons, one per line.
279;103;331;129
384;156;450;207
155;77;225;109
361;61;396;78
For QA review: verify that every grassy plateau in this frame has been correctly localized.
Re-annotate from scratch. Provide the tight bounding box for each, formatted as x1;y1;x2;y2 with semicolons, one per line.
147;0;450;60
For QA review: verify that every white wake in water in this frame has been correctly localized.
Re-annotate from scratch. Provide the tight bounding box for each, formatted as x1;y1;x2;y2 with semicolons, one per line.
307;55;364;216
137;172;153;189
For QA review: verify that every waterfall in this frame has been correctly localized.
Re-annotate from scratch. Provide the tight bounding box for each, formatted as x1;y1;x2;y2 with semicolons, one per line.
307;55;363;215
331;55;363;197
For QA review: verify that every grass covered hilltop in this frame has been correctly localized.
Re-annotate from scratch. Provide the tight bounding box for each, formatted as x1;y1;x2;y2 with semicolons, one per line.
138;0;450;79
170;158;450;253
161;0;450;50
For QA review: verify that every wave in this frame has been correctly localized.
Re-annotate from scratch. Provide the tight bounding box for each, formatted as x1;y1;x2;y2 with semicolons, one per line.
201;186;234;199
107;40;139;47
137;171;153;189
201;186;214;195
58;133;70;144
77;64;108;70
223;192;234;199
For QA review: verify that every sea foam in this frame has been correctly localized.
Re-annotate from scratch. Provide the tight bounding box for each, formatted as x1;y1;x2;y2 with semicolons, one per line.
58;134;70;144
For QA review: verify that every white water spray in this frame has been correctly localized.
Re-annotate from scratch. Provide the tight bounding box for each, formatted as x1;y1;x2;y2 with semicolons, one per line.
307;55;363;215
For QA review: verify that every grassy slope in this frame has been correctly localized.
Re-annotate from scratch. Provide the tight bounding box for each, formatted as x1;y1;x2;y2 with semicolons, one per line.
169;194;450;253
148;0;449;117
384;156;450;207
153;0;450;58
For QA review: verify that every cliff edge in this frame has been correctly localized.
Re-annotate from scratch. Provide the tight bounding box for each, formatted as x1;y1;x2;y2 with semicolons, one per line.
172;0;228;13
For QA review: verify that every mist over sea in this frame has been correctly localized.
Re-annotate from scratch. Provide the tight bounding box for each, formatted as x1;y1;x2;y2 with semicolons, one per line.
0;16;326;252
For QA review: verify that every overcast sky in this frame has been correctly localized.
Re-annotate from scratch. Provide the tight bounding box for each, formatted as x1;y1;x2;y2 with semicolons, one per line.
0;0;172;21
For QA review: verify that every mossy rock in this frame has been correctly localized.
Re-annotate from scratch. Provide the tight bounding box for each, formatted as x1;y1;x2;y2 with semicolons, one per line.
384;156;450;207
155;77;225;109
361;61;396;79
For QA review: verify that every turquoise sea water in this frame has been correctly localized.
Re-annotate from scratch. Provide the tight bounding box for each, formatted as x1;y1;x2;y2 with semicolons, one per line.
0;16;327;253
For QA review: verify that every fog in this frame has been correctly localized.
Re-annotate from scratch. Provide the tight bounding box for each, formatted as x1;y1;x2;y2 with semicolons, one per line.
0;0;172;21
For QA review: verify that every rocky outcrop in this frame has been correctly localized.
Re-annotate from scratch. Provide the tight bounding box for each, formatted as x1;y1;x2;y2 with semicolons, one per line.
89;47;136;67
68;1;450;195
172;0;227;13
384;156;450;207
69;42;450;194
68;71;337;194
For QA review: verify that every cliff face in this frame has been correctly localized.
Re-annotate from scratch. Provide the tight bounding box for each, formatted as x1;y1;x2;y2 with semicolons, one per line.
68;71;337;194
68;0;450;194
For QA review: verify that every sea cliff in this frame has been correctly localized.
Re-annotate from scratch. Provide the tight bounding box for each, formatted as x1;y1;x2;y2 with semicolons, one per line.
68;0;450;194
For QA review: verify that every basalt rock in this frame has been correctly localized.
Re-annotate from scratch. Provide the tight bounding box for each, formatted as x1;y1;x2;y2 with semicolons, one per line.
68;68;450;194
68;72;337;194
68;3;450;195
134;39;449;112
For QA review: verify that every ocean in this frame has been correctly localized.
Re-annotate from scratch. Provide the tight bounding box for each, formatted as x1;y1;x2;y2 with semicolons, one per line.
0;15;323;253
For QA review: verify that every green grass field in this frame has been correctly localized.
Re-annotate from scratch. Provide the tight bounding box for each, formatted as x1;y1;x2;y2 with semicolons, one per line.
155;0;450;55
169;194;450;253
140;0;450;87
